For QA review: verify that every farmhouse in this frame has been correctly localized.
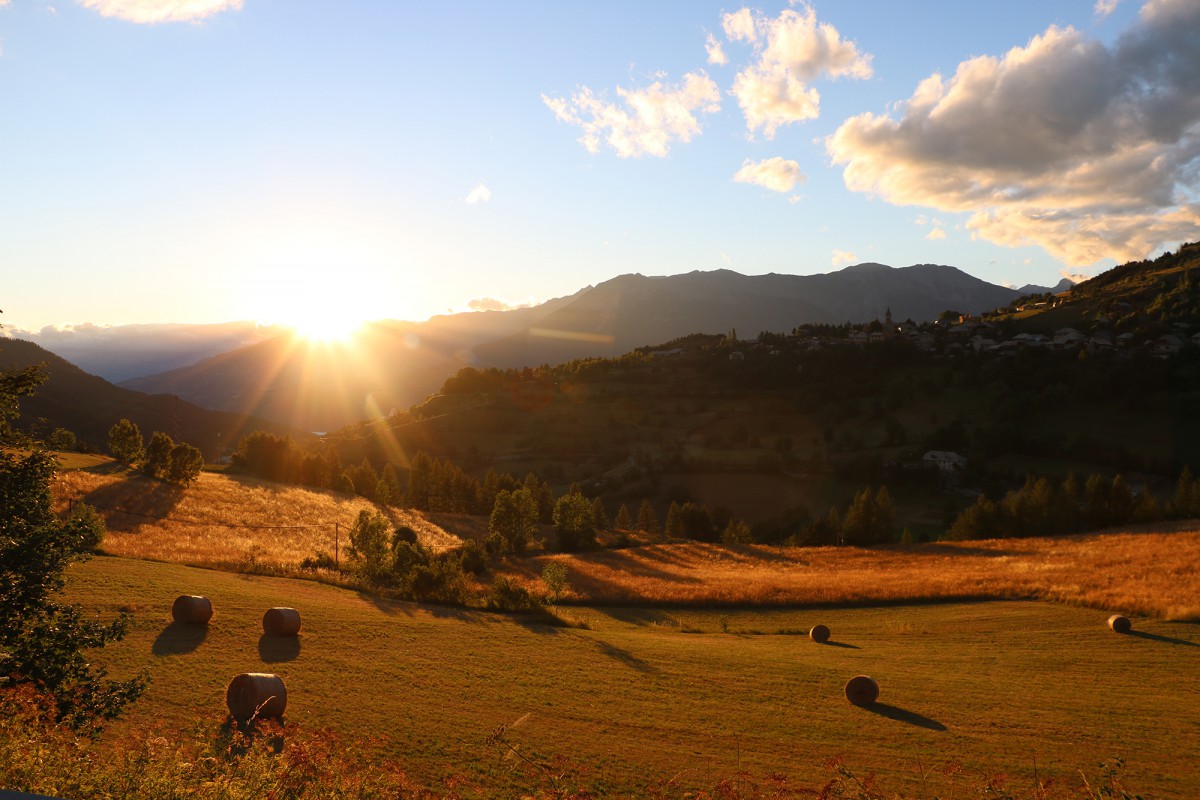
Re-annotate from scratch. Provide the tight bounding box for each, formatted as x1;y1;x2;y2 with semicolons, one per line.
923;450;968;472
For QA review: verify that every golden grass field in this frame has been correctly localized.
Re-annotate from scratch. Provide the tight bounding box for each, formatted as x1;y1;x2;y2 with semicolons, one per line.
509;527;1200;621
51;458;1200;621
52;464;462;572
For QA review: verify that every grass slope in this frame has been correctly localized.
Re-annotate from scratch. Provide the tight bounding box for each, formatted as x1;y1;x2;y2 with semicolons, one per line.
68;557;1200;798
52;463;461;570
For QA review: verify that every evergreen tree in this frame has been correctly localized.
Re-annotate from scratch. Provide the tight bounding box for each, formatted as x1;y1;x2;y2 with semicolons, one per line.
947;494;1002;540
335;471;355;495
591;497;609;530
721;518;752;545
614;503;633;531
665;501;684;538
381;463;404;506
841;487;876;545
1172;466;1200;518
407;452;433;510
826;506;843;546
636;500;659;535
873;486;895;543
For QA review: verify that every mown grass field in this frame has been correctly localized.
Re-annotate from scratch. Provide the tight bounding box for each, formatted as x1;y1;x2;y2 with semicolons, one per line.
67;556;1200;798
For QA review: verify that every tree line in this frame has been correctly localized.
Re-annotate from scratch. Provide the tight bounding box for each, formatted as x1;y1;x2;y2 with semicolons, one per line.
108;418;203;484
946;469;1200;540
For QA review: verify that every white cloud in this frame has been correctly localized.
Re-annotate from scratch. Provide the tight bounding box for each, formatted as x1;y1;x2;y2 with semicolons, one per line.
705;33;728;66
465;182;492;205
827;0;1200;266
1095;0;1121;17
725;5;872;139
543;71;721;158
722;8;758;43
926;227;947;240
732;156;806;192
76;0;242;24
831;249;856;266
467;297;531;312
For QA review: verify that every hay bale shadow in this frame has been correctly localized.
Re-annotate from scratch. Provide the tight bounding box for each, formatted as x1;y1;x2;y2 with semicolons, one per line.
152;621;208;656
822;640;860;649
1127;630;1199;647
258;633;301;663
863;702;946;731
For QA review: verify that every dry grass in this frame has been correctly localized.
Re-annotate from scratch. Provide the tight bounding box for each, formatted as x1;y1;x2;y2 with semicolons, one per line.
50;460;1200;621
513;523;1200;621
52;466;461;572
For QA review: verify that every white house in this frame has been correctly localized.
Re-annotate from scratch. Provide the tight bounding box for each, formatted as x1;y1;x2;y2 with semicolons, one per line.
923;451;968;472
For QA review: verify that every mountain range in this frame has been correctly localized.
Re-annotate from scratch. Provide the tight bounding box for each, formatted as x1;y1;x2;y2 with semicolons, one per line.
8;262;1048;435
112;262;1027;431
0;338;306;454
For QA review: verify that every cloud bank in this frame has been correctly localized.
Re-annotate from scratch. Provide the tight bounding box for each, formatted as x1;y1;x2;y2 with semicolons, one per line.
732;156;805;192
827;0;1200;266
543;72;721;158
76;0;243;24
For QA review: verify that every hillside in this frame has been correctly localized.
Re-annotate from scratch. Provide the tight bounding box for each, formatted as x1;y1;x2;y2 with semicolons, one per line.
116;263;1019;430
993;240;1200;334
0;338;307;454
49;456;1200;621
51;460;460;571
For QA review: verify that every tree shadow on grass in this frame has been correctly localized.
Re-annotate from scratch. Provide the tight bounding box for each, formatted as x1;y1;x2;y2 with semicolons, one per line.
258;633;301;663
82;475;186;533
353;591;492;625
862;702;946;731
594;639;656;673
152;622;208;656
1127;630;1199;647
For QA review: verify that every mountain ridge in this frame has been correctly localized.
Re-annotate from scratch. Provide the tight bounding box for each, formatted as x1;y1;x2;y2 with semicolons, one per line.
118;262;1020;429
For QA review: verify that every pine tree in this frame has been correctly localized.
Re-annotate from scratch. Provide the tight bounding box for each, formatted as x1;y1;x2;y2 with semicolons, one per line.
614;503;633;531
591;497;609;530
407;452;433;510
665;501;684;538
636;500;660;535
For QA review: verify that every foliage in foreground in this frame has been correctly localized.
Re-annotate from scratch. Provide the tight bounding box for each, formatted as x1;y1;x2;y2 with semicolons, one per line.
0;686;1148;800
1;359;147;732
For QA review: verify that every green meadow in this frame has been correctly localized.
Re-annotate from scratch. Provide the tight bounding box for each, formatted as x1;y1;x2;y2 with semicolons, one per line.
65;556;1200;798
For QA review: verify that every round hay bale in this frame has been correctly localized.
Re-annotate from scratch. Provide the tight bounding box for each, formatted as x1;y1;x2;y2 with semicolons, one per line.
1108;614;1132;634
171;595;213;624
226;672;287;721
809;624;830;644
262;607;302;636
845;675;879;707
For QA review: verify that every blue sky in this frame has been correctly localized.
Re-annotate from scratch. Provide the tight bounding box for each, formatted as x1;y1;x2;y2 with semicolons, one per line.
2;0;1195;335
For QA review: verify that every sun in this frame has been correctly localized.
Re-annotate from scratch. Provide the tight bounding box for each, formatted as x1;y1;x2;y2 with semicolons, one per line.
283;311;366;344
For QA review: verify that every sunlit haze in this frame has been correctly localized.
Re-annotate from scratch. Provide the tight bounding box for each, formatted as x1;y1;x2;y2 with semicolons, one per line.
2;0;1197;334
